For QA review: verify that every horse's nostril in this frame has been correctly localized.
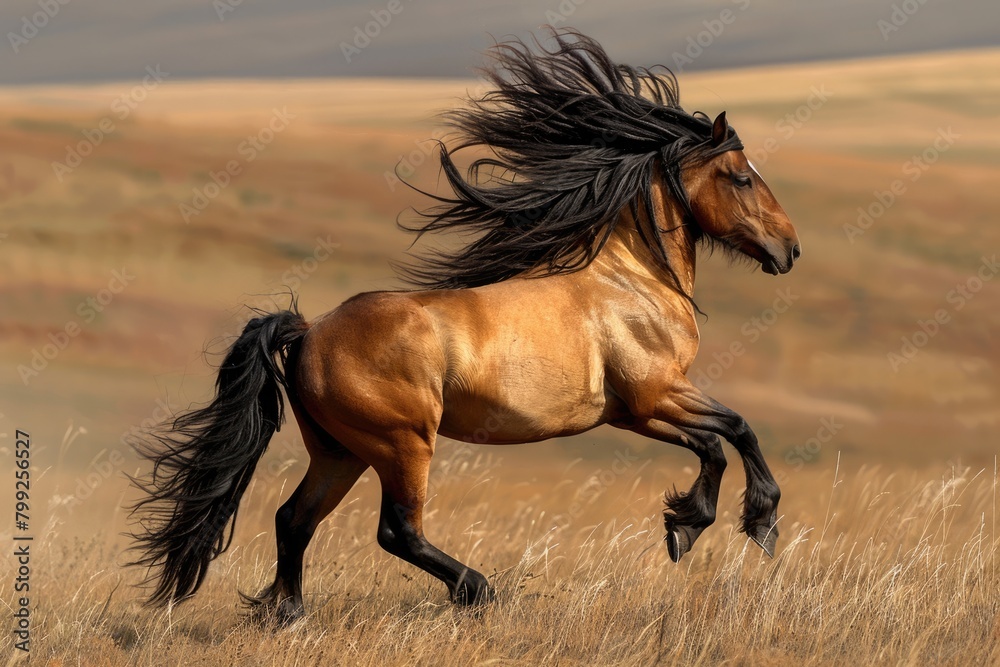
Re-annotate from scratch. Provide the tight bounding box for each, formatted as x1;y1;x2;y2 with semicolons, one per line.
791;244;801;261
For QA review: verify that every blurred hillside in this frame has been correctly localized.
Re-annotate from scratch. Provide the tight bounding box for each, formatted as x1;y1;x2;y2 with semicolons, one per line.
1;47;998;493
1;0;998;82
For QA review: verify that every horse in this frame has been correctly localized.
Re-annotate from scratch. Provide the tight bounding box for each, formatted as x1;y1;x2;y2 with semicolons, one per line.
128;28;800;624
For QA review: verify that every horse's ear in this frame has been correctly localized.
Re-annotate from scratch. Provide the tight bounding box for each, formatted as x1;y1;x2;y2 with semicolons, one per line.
711;111;728;146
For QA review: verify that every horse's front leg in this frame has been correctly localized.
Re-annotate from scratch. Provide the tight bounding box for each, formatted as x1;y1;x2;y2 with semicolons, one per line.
651;380;782;557
620;418;726;561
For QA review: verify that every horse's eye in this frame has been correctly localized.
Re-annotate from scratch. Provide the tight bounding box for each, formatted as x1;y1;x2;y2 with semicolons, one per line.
733;173;752;188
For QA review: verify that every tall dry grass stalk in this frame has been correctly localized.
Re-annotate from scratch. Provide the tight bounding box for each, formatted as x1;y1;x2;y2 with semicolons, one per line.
3;449;999;665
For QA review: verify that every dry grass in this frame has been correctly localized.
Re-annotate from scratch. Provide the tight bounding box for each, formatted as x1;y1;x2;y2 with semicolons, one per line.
4;449;1000;665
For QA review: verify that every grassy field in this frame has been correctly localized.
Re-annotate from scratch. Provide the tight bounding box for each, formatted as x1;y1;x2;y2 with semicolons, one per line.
10;451;1000;665
2;47;999;664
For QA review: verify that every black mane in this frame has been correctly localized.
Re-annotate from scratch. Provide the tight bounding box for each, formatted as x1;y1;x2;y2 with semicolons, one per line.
396;27;743;293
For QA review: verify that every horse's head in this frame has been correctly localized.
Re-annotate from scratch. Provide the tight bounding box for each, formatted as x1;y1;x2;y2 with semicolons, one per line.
683;112;801;275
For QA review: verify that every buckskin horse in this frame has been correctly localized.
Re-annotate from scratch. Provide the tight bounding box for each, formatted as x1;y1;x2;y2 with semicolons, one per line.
129;28;801;623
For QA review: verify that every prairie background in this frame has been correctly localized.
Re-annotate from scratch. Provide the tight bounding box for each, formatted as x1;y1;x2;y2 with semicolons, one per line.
2;41;1000;666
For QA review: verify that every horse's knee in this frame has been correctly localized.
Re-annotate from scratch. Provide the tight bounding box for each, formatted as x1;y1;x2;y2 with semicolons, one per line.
701;435;727;471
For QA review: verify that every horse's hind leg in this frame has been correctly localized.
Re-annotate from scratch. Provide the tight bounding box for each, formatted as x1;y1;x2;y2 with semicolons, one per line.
247;408;369;623
624;419;726;562
366;432;493;606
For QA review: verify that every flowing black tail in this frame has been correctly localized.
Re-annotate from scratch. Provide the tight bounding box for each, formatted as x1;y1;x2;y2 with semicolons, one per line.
128;306;308;606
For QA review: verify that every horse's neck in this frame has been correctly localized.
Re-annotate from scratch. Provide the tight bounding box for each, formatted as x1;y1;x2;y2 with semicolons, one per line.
593;199;698;301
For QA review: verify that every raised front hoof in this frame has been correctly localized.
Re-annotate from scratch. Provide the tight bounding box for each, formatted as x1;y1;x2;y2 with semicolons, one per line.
450;570;494;607
664;522;706;563
746;519;779;558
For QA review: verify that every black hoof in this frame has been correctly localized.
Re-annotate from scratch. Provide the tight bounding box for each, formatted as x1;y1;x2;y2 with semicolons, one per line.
746;514;779;558
451;570;494;606
272;601;306;627
242;589;305;628
665;522;706;563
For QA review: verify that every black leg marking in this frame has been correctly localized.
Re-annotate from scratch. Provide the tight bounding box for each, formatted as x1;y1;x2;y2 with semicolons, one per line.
655;384;782;558
624;419;727;562
377;495;493;606
246;445;369;625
